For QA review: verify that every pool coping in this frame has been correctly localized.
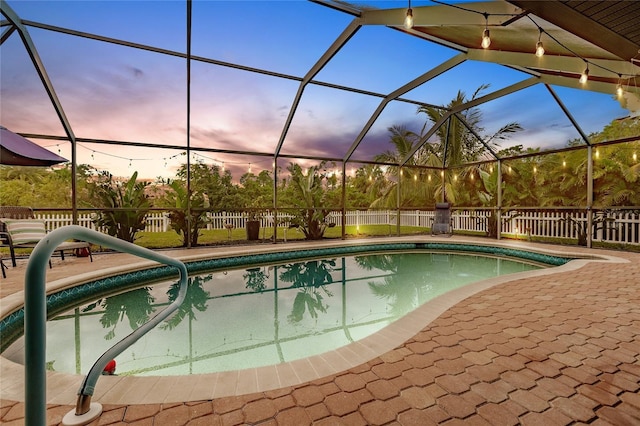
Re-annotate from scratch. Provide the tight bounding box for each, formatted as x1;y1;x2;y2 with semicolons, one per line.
0;236;629;405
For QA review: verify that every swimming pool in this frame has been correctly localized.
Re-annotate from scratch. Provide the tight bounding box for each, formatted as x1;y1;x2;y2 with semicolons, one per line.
3;246;556;377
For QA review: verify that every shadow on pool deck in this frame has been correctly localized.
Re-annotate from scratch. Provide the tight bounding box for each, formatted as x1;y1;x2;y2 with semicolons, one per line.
1;236;639;425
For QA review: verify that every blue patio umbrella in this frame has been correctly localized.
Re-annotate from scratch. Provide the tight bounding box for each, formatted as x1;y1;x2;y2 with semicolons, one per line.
0;126;67;166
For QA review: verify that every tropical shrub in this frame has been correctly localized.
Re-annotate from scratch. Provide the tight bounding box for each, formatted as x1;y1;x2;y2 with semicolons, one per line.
283;162;338;240
165;179;210;247
91;171;150;242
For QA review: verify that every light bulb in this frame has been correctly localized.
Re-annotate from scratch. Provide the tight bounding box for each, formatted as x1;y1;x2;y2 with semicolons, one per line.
579;66;589;84
404;8;413;30
633;152;637;162
535;41;544;57
616;83;623;97
481;28;491;49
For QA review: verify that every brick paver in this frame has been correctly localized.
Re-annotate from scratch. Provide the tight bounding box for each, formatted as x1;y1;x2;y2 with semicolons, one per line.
1;238;639;425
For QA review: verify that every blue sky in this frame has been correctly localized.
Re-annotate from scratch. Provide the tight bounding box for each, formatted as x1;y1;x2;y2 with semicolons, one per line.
0;0;629;179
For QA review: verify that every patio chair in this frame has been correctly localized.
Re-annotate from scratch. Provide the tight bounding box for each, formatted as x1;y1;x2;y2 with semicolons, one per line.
431;202;453;237
0;206;93;267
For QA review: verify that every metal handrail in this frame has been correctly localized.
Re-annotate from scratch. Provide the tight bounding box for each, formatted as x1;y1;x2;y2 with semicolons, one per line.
24;225;188;426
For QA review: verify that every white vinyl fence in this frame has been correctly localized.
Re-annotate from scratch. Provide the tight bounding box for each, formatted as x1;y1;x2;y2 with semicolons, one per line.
35;209;639;246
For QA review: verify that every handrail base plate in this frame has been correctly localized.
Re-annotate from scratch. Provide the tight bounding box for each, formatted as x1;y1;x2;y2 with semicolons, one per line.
62;402;102;426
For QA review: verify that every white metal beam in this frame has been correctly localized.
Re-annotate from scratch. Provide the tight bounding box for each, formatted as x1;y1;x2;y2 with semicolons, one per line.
360;2;523;27
539;74;639;96
466;48;637;79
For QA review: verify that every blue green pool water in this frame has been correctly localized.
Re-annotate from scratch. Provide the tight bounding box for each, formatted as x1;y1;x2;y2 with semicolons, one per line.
5;250;544;376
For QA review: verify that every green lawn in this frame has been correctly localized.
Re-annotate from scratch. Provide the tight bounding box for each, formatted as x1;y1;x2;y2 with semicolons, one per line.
1;225;432;257
134;224;432;249
3;225;638;255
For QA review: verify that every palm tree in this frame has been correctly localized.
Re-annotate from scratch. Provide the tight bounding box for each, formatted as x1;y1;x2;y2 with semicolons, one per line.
372;86;522;208
347;164;387;208
417;85;522;204
371;125;439;208
418;84;522;167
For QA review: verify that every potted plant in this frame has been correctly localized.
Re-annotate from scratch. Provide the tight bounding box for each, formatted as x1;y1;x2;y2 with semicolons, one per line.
245;208;262;241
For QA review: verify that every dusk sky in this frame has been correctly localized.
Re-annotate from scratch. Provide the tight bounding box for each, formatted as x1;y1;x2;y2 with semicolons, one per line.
0;0;630;179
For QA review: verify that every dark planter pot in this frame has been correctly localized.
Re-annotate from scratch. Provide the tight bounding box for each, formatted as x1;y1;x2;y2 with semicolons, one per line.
246;220;260;240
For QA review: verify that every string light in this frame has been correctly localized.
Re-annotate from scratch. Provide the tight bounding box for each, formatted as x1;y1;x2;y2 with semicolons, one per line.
526;15;634;94
404;0;413;30
481;13;490;49
633;152;637;162
428;174;432;181
579;62;589;84
413;174;417;181
535;28;544;57
75;142;275;175
616;74;625;97
562;159;566;167
431;3;637;97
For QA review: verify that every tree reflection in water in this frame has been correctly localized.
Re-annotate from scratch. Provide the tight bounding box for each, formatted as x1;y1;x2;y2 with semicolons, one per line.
243;267;268;292
161;275;211;330
83;287;156;341
278;259;337;323
355;253;437;318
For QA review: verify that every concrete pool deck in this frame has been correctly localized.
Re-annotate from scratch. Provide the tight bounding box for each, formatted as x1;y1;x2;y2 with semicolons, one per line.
1;236;639;425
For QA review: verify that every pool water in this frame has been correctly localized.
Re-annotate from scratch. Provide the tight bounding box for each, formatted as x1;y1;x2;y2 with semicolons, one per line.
7;251;542;376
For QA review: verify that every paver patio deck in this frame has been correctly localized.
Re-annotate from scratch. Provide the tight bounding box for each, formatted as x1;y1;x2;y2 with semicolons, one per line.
1;236;639;425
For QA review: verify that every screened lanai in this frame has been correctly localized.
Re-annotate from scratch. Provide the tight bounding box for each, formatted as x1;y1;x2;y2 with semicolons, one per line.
1;0;639;248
